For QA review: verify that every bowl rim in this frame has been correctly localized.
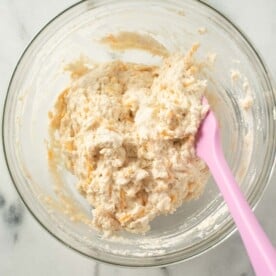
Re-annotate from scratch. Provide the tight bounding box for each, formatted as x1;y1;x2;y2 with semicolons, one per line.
2;0;276;267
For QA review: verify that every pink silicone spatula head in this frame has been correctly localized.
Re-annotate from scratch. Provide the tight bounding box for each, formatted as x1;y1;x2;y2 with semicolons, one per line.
196;99;276;276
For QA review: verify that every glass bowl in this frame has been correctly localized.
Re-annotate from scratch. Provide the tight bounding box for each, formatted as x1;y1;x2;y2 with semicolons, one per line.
3;0;275;267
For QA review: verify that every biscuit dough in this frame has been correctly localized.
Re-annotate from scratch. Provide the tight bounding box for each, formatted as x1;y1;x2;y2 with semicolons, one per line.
48;44;209;234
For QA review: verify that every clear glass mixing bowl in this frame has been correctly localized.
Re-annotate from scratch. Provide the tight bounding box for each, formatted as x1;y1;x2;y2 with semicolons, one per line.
2;0;275;267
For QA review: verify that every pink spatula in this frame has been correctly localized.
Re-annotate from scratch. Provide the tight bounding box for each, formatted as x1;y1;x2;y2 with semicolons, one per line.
196;100;276;276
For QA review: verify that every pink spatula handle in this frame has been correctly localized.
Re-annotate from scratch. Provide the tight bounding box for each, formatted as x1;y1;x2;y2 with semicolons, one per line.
200;111;276;276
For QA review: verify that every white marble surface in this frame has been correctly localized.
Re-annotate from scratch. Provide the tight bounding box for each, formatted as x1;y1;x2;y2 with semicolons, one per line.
0;0;275;275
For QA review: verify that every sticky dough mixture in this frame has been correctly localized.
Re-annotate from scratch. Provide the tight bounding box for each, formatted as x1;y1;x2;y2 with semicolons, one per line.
48;44;209;234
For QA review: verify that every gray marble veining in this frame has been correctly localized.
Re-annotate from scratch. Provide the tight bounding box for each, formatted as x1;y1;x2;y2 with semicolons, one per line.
2;200;24;227
0;0;275;275
0;193;6;208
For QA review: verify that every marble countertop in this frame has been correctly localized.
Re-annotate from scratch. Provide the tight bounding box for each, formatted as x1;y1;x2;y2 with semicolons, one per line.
0;1;275;275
